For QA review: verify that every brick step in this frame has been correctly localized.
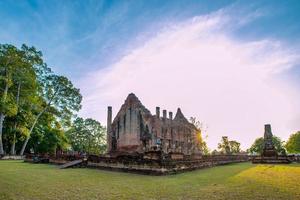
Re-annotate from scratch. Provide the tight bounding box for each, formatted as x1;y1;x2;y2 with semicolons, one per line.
59;160;83;169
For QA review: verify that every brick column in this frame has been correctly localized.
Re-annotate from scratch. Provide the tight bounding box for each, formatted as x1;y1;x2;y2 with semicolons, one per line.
107;106;112;152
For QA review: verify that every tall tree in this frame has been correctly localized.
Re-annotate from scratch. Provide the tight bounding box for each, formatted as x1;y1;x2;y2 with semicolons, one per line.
0;43;82;156
0;45;24;154
285;131;300;154
9;45;41;154
20;75;82;155
0;44;44;155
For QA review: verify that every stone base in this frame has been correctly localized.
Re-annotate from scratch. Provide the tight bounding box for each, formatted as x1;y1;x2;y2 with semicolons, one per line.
24;153;249;175
88;153;249;175
0;155;25;160
252;156;291;164
169;152;184;160
262;149;278;157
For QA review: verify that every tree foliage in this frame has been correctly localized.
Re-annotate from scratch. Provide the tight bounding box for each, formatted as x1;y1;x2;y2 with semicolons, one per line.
0;44;41;154
285;131;300;154
218;136;231;154
229;140;241;153
217;136;241;154
66;117;106;154
19;72;82;155
0;43;88;156
26;110;69;154
248;136;286;155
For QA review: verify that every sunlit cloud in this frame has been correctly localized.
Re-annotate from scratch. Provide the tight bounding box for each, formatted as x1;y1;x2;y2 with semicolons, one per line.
78;10;300;149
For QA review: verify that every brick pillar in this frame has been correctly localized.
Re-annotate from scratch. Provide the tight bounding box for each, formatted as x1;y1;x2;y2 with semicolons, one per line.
163;110;167;119
156;107;160;118
169;112;173;120
107;106;112;153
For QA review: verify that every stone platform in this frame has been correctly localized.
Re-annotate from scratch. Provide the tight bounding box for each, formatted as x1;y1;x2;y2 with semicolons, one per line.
252;156;292;164
87;152;249;175
0;155;25;160
24;152;249;175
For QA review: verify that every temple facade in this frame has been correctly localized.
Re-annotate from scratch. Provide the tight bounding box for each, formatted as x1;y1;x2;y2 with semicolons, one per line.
106;93;202;156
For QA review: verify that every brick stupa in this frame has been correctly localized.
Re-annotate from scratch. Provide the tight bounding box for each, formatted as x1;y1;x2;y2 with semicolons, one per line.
252;124;291;164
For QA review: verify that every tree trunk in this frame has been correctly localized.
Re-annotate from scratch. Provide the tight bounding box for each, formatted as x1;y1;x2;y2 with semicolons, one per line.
10;83;21;155
0;75;9;155
0;113;5;155
19;107;46;156
10;131;16;155
19;88;59;156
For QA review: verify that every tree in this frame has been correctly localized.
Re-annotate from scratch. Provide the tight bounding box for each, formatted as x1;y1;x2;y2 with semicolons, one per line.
248;136;286;155
0;44;42;154
189;117;209;155
66;117;106;154
218;136;231;154
229;140;241;153
9;45;42;155
27;111;68;154
285;131;300;154
20;75;82;155
217;137;241;154
3;101;35;154
0;45;17;154
0;43;82;156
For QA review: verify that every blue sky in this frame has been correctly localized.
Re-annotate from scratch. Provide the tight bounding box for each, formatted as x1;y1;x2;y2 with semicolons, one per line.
1;0;300;149
0;0;232;77
1;0;299;78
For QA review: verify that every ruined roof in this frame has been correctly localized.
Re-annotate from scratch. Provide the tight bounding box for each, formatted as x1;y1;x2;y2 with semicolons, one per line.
125;93;140;104
112;93;151;124
123;93;150;112
174;108;189;124
113;94;197;130
172;108;198;130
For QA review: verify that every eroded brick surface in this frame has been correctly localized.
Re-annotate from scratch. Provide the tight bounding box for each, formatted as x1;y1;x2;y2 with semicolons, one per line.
107;93;202;156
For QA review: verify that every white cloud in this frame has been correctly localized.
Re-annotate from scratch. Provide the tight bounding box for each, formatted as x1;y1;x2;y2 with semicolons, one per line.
78;11;300;150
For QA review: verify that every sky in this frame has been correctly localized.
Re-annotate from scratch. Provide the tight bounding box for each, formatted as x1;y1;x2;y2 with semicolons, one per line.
1;0;300;150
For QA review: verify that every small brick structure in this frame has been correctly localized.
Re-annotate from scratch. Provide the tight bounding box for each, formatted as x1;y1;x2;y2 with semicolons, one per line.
252;124;291;164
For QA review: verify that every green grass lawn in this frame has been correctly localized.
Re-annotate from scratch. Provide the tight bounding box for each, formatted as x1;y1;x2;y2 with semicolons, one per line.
0;161;299;200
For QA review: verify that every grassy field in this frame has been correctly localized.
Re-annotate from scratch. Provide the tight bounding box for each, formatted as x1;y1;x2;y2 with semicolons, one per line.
0;161;299;200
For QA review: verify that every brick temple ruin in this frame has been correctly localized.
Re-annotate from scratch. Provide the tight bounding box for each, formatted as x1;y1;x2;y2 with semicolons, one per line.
106;93;202;159
85;93;248;174
24;93;251;175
